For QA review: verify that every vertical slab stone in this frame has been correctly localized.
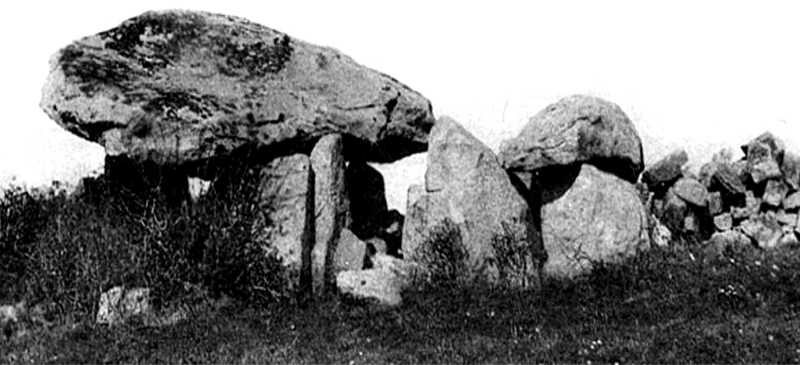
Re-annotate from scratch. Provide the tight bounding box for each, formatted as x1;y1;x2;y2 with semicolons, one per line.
403;116;544;289
253;154;314;296
310;134;347;294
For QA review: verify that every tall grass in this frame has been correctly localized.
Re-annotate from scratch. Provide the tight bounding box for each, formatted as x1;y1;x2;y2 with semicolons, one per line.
0;173;289;322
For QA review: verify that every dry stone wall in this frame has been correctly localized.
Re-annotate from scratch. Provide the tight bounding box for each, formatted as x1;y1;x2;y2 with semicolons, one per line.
642;132;800;251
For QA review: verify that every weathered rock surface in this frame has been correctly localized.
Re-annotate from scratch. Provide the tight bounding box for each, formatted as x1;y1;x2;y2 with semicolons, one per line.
711;163;747;199
739;215;782;249
714;213;733;231
403;117;543;288
742;132;785;163
651;218;672;247
784;191;800;210
673;177;708;207
252;154;314;294
96;285;230;327
541;164;650;278
708;192;723;215
776;211;797;227
649;131;800;251
310;134;347;293
334;228;367;273
743;133;784;184
346;161;388;239
782;151;800;190
336;253;416;306
499;95;644;183
641;149;688;194
661;188;689;233
763;179;789;207
97;287;153;326
704;230;751;256
40;10;435;173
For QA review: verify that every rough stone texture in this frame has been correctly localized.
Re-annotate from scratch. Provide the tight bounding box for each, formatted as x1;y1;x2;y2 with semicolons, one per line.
336;253;416;306
346;161;388;239
779;232;799;246
365;237;388;257
763;179;789;207
749;159;782;185
783;192;800;210
739;215;782;249
652;219;672;247
683;213;699;233
673;177;708;207
731;191;761;220
499;95;644;183
40;10;435;173
402;184;425;258
698;162;718;188
334;228;367;273
713;148;737;165
776;211;797;227
704;230;751;256
795;214;800;236
96;287;153;326
403;117;543;288
711;163;747;199
743;133;784;184
661;188;689;233
541;164;650;278
641;149;688;194
742;131;786;164
252;154;314;294
309;134;347;293
782;151;800;190
708;192;723;215
714;213;733;231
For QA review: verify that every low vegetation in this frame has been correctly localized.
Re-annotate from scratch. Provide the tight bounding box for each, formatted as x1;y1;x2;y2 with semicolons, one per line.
2;180;800;364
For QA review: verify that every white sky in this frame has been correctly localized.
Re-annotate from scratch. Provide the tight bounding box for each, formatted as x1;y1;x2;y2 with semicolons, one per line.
2;1;799;212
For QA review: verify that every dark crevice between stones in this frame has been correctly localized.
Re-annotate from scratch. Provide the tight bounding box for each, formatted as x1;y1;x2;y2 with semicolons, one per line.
341;134;427;163
586;157;642;185
506;171;548;265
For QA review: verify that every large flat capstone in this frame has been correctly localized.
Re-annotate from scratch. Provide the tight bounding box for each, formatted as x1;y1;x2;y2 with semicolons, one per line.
40;10;435;175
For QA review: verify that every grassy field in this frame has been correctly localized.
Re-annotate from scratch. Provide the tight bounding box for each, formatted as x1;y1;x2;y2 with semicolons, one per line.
2;182;800;364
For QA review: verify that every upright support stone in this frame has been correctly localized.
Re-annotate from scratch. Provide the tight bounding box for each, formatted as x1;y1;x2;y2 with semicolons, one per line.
310;134;347;294
403;117;544;288
252;154;315;299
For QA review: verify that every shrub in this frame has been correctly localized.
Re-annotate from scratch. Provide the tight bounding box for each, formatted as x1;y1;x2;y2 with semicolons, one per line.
0;168;292;321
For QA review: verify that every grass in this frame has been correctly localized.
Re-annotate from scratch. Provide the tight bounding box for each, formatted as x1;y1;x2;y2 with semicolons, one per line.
3;180;800;364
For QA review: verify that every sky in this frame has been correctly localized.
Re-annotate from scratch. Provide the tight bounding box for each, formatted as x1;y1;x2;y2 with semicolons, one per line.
1;1;799;212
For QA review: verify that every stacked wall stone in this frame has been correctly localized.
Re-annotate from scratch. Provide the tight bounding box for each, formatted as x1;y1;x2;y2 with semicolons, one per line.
642;132;800;249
